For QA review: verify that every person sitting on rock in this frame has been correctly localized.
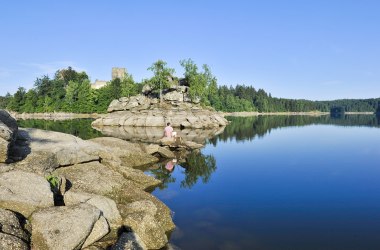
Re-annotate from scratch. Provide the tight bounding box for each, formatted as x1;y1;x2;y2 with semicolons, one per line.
164;122;174;138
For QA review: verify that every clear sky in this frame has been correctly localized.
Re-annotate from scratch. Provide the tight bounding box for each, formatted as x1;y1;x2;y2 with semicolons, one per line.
0;0;379;100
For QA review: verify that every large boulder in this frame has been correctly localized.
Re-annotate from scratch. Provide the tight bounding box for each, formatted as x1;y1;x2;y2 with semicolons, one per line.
111;232;147;250
163;91;184;102
108;95;150;113
0;208;30;250
101;159;161;191
0;233;29;250
0;170;54;217
64;190;122;229
53;161;126;196
31;203;109;250
120;200;168;249
89;137;159;167
14;128;102;173
0;110;18;163
112;188;175;237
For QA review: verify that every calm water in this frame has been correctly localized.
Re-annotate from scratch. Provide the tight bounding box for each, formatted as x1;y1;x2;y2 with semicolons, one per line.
19;115;380;250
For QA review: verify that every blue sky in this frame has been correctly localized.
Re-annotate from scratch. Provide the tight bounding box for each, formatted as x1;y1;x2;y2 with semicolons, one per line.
0;0;379;100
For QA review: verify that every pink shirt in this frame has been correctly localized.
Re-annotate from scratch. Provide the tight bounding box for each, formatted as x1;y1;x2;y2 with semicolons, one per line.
164;126;173;137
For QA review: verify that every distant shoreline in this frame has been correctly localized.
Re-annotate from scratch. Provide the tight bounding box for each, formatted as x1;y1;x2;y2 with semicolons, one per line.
223;111;375;117
11;112;104;120
8;111;376;120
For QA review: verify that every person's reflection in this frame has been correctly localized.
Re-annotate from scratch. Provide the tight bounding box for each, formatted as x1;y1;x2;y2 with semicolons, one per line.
165;159;177;172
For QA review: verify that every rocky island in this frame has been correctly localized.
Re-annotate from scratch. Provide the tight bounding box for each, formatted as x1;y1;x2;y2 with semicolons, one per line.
92;86;228;129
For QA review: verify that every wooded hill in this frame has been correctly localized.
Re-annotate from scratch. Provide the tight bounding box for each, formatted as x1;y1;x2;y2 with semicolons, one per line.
1;60;379;113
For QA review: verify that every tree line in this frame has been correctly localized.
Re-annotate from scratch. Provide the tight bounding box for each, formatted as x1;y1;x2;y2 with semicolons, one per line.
1;60;379;113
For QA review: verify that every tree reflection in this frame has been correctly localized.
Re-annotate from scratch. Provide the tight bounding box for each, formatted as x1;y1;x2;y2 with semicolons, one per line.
179;151;216;189
148;151;217;190
17;118;102;139
209;115;380;145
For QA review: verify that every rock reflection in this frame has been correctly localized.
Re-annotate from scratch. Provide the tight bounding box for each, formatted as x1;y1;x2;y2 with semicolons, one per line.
92;125;226;145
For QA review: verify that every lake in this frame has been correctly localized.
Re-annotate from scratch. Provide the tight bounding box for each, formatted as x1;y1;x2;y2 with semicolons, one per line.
18;115;380;250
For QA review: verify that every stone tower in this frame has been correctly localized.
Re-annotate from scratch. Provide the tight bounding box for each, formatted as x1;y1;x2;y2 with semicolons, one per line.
112;67;126;80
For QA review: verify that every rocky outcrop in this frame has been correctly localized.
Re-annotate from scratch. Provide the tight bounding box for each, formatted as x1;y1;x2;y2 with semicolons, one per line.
64;191;122;229
121;200;167;249
115;189;175;250
92;94;228;129
0;208;30;250
20;128;101;167
111;232;146;250
0;170;54;217
0;126;176;249
0;110;18;163
31;203;109;250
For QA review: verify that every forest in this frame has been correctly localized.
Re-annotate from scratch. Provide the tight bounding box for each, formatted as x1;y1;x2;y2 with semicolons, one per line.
1;60;379;113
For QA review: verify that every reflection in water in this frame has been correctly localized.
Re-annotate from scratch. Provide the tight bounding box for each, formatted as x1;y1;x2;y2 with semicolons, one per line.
149;159;177;190
92;125;226;144
17;119;103;139
210;115;380;145
148;151;217;190
178;151;217;189
17;115;380;249
165;159;176;172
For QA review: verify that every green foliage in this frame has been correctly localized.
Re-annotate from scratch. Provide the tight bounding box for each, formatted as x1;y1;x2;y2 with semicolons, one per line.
2;63;379;114
7;87;26;112
121;72;138;97
180;59;216;105
0;93;11;109
46;175;59;191
146;60;175;93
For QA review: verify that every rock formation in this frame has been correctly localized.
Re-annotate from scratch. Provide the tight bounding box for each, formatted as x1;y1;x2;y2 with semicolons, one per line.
0;110;178;249
92;92;228;129
0;110;18;163
0;208;30;250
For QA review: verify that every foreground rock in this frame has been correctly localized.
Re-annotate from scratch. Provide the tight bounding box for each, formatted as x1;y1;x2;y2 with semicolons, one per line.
18;128;101;167
0;110;18;163
54;162;174;249
64;191;122;229
90;137;160;165
0;208;30;250
121;200;168;249
0;170;54;217
0;127;175;249
31;203;109;249
111;232;147;250
92;94;228;129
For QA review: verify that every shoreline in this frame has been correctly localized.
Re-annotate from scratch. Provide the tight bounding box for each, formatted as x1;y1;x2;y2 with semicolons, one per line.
10;112;104;120
223;111;375;117
8;111;376;120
